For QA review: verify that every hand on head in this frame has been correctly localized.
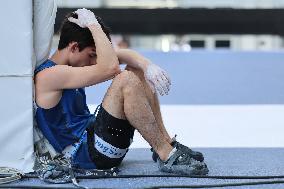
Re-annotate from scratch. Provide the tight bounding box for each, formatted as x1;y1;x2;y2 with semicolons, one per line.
68;8;100;28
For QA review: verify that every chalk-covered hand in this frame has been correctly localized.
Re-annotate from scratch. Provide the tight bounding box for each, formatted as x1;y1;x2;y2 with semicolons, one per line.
144;63;171;96
68;8;99;28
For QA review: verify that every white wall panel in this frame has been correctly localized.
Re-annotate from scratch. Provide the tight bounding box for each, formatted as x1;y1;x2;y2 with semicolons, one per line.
0;0;34;173
0;0;33;76
0;77;34;172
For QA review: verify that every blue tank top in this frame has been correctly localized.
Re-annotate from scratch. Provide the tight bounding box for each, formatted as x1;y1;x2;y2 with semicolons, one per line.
34;60;93;153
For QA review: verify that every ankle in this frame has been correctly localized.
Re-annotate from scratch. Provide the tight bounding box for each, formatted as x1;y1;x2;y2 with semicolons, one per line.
166;138;173;144
156;144;174;161
166;135;177;145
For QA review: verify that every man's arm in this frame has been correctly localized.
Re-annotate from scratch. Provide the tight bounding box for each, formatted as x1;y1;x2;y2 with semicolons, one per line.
87;25;119;72
115;48;171;96
68;8;119;70
115;48;150;72
38;9;121;90
57;24;121;89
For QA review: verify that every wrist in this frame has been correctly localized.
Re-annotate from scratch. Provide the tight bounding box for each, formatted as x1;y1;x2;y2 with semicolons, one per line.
87;23;101;30
140;59;151;72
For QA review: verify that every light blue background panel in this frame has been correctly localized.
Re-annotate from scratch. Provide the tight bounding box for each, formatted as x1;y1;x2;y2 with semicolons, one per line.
86;51;284;105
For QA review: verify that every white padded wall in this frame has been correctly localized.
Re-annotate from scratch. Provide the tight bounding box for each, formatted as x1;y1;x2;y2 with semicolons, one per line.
0;1;33;75
0;0;34;172
0;78;34;171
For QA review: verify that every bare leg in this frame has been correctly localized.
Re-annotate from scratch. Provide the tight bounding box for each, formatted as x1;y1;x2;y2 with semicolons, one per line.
101;70;173;161
125;65;173;144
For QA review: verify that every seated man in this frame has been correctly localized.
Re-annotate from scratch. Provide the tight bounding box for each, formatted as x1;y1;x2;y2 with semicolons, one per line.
34;8;208;175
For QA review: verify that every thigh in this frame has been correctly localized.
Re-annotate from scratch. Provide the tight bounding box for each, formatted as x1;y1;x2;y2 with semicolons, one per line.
101;74;126;120
125;65;154;103
101;69;144;120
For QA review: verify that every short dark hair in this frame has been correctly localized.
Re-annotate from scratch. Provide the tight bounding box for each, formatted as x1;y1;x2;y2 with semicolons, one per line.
58;12;111;51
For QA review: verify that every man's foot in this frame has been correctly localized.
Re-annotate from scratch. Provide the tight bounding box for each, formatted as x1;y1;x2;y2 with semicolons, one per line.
151;140;204;162
173;141;204;162
157;148;209;175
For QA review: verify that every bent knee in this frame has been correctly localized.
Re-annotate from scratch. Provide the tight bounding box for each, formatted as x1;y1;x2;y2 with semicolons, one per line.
125;65;144;79
115;70;141;84
114;70;143;91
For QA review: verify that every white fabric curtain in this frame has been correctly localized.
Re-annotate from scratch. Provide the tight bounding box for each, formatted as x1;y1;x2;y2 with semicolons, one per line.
32;0;58;171
33;0;57;69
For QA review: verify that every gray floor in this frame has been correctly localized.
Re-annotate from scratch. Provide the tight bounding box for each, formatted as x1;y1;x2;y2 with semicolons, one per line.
2;148;284;189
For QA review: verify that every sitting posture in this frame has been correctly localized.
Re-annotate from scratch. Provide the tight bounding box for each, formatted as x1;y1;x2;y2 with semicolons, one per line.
34;8;208;175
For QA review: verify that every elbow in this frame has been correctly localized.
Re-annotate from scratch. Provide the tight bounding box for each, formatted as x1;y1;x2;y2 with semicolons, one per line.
112;57;121;74
108;60;121;77
99;57;121;78
111;64;121;76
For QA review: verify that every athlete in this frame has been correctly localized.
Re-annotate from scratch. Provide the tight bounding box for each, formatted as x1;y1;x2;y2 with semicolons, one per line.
34;8;208;175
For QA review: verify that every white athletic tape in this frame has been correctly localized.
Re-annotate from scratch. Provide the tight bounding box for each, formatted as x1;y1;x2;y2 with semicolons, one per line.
94;134;128;158
63;133;128;159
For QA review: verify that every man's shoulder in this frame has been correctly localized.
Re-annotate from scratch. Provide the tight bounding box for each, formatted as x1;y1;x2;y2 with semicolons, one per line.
35;60;57;74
